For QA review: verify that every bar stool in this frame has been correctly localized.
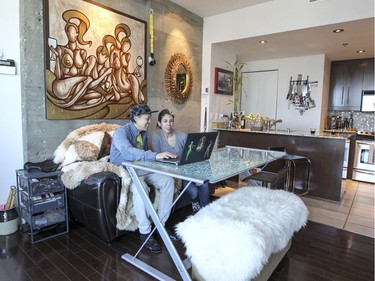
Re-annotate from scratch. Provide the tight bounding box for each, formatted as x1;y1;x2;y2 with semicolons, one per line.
266;146;311;196
283;154;311;196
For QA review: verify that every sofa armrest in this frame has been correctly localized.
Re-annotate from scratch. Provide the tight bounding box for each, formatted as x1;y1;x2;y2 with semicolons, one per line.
69;171;121;209
67;171;125;243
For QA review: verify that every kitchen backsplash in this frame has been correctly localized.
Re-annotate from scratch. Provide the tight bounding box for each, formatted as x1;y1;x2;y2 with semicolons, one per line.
328;110;374;132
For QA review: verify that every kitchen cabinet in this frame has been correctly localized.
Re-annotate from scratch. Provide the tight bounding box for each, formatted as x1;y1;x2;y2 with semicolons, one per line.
328;59;368;111
362;58;374;90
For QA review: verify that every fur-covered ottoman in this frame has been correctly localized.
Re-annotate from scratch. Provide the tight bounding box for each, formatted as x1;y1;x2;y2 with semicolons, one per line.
176;186;308;281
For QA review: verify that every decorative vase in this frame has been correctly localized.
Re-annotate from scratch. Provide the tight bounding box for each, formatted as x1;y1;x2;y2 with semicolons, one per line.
231;112;241;129
250;125;263;131
0;207;18;235
249;120;263;131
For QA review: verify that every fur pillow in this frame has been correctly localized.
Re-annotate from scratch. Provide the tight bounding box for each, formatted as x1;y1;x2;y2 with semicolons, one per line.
54;123;119;167
98;132;112;159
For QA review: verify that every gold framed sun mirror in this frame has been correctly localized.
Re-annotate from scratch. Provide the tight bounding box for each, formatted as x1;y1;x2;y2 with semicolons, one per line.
165;53;192;104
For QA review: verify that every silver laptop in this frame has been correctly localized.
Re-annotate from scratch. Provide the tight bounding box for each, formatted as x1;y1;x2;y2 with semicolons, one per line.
157;132;218;165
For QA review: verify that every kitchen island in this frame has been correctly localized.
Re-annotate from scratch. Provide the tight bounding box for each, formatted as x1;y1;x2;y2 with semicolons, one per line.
216;128;356;202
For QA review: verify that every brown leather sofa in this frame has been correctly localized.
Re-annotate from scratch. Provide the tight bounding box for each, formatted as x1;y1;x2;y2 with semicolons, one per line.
54;123;216;244
67;170;215;244
67;171;127;243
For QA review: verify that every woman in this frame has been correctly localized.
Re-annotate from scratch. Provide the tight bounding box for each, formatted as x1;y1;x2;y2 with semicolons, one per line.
151;109;210;213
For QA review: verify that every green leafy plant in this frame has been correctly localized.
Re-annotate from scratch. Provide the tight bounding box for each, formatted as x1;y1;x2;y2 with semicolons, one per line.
245;113;269;126
225;60;245;112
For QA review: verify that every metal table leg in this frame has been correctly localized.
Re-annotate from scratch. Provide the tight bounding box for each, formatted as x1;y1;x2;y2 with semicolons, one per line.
122;166;192;281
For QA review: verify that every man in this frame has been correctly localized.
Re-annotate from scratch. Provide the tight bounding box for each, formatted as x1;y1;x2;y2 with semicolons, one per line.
110;104;178;254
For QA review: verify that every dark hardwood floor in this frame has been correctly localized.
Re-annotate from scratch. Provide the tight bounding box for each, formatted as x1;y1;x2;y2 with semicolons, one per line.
1;206;373;281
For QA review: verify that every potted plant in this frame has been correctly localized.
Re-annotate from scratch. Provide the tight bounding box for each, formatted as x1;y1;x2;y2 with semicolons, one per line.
245;113;266;131
226;60;245;128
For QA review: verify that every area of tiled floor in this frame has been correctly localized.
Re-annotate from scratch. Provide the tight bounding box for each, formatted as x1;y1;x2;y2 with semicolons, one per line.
213;179;375;238
302;179;374;238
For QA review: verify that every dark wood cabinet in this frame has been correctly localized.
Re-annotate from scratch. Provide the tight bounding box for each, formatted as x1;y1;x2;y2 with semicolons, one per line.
362;58;374;90
328;58;374;111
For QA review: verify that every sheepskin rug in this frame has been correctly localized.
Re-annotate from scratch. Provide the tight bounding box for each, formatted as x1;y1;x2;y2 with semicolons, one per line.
176;186;308;281
53;123;141;231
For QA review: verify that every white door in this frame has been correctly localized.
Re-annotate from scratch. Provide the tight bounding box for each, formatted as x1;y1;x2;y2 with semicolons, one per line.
241;70;279;119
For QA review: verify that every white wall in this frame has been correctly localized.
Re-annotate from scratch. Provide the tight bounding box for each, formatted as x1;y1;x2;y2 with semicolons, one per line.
241;70;279;121
201;0;374;131
242;54;326;132
0;0;23;203
206;44;236;129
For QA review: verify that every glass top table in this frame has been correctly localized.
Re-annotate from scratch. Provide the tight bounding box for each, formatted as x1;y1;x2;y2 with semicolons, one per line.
124;145;286;185
121;145;286;281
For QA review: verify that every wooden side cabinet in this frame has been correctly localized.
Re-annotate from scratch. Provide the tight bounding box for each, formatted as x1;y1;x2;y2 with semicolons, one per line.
328;58;373;111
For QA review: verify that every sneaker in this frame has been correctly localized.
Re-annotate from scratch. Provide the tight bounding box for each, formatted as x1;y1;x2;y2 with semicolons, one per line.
156;228;181;242
167;229;180;241
140;234;162;254
192;201;201;214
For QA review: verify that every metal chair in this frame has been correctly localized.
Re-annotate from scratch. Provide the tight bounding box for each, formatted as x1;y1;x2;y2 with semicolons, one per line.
242;148;290;190
243;147;311;196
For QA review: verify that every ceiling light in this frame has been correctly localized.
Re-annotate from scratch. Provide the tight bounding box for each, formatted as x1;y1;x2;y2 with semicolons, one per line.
357;50;366;54
258;40;267;44
342;43;348;47
333;29;344;33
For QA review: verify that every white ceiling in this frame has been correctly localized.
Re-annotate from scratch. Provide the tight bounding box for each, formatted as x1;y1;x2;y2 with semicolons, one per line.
169;0;374;61
168;0;272;18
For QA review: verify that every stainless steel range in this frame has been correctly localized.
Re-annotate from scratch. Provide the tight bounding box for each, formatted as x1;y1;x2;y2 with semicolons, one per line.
353;131;375;183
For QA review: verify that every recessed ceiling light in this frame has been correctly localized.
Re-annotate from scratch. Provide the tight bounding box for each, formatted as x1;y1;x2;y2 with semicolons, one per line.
357;50;366;54
258;40;267;44
333;29;344;33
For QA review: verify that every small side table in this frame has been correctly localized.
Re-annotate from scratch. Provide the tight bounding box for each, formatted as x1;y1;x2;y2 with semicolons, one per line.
16;169;69;243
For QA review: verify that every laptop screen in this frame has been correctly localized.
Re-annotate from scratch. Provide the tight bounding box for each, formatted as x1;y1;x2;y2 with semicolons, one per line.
178;132;218;165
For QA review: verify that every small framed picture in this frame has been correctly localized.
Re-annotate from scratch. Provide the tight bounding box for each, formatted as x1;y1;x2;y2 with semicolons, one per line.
214;67;233;95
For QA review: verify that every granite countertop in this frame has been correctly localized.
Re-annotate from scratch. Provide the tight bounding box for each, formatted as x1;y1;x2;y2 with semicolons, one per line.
215;128;356;139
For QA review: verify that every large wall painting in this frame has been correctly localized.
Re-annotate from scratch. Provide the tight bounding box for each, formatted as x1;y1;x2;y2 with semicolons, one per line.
44;0;147;119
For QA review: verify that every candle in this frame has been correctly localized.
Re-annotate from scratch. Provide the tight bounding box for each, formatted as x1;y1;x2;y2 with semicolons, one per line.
149;9;154;54
148;9;156;65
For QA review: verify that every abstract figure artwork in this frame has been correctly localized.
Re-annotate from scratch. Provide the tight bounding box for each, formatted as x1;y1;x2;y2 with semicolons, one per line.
44;0;147;119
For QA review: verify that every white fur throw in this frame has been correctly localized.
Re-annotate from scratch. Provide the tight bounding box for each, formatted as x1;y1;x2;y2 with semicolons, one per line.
176;186;308;281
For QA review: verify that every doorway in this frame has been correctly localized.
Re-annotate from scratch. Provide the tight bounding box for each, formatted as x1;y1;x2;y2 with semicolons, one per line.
241;70;279;118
